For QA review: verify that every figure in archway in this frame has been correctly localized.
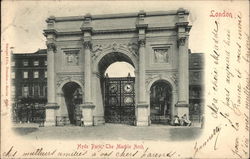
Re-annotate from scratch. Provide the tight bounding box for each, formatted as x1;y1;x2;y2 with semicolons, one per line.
62;82;82;125
150;80;172;125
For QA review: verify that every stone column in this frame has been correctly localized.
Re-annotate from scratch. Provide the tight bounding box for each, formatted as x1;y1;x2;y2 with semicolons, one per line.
178;37;188;103
175;9;190;118
136;39;149;126
44;36;59;126
136;11;149;126
80;40;95;126
176;36;189;118
80;16;95;126
84;41;92;103
138;40;146;102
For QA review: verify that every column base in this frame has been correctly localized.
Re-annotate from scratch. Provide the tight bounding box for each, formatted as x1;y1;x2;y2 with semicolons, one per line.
136;121;149;126
44;120;56;127
80;103;95;126
93;116;105;126
44;103;59;127
136;103;149;126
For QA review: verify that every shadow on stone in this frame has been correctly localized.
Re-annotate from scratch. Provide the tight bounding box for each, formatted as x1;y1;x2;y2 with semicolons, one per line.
12;127;39;136
169;127;202;141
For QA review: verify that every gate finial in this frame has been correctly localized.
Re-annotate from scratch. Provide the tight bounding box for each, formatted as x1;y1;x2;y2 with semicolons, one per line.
105;73;109;78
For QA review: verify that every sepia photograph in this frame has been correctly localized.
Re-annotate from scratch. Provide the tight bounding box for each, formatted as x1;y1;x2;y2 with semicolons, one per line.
1;1;249;158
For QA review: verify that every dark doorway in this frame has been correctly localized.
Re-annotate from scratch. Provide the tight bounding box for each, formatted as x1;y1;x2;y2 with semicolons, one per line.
104;76;135;125
150;80;172;125
62;82;82;125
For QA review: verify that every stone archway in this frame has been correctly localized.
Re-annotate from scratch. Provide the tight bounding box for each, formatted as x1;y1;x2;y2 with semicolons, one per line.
146;76;178;124
149;80;172;125
57;80;84;126
93;51;138;125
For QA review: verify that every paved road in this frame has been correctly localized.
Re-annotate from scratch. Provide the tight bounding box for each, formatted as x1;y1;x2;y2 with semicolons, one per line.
12;123;202;141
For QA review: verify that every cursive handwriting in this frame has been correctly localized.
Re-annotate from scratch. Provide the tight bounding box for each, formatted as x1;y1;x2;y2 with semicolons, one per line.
140;148;176;158
2;146;18;157
193;126;221;157
231;137;242;158
22;148;57;156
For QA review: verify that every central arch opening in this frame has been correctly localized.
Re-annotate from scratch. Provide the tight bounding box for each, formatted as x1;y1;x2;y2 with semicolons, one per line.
98;52;136;125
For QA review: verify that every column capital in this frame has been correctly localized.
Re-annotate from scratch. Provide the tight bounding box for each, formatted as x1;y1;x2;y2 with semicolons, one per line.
177;37;186;47
83;41;92;49
138;39;146;47
46;42;56;52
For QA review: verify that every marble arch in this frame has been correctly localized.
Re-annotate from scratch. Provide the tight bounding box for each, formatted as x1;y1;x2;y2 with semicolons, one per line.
43;9;192;126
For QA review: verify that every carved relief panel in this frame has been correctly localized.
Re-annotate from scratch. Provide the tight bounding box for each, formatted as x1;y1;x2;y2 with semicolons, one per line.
153;48;170;63
63;50;80;66
149;44;173;69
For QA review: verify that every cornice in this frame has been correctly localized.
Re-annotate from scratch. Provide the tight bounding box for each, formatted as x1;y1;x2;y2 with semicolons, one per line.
50;10;189;22
44;26;178;37
43;29;58;37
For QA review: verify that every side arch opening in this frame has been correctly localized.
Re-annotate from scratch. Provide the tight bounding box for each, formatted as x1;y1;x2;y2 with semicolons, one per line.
150;80;172;125
62;82;83;125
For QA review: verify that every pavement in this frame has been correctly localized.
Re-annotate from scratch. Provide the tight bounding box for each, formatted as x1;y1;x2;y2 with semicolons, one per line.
12;123;203;141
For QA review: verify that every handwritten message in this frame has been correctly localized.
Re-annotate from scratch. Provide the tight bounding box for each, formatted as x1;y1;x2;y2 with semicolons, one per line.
2;144;178;158
203;10;249;158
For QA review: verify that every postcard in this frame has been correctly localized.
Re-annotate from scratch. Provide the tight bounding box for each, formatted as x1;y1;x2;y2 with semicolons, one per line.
1;1;249;158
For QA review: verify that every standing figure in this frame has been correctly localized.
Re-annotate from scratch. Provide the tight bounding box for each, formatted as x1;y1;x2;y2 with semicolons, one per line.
173;115;180;126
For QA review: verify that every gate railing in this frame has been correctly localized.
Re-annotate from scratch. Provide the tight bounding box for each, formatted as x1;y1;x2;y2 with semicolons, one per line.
150;114;171;125
12;105;45;123
189;114;202;123
55;116;70;126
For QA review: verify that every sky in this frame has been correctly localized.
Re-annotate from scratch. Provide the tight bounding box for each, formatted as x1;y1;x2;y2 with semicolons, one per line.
2;1;215;53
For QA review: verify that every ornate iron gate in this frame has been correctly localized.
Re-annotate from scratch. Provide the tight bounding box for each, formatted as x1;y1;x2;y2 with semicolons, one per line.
104;77;135;125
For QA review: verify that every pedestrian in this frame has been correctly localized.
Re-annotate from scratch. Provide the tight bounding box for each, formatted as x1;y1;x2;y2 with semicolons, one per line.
173;115;180;126
181;114;191;126
80;117;84;127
